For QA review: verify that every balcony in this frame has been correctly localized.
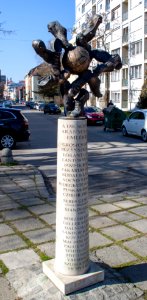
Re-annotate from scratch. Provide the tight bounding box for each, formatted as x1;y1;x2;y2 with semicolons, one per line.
145;25;147;35
122;57;128;65
122;79;128;86
122;12;128;22
145;51;147;60
122;34;128;44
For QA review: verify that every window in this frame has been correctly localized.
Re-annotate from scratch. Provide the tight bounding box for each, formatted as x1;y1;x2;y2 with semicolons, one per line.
0;111;16;120
92;5;96;15
122;68;128;80
111;92;120;103
122;27;128;43
105;22;110;31
129;112;145;120
130;40;142;56
97;1;103;12
130;65;142;79
106;0;110;10
96;38;103;48
111;70;120;82
111;6;120;21
82;4;85;14
111;48;120;55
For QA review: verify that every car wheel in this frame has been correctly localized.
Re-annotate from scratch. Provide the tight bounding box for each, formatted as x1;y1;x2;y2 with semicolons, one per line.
122;126;128;136
0;134;16;149
141;129;147;142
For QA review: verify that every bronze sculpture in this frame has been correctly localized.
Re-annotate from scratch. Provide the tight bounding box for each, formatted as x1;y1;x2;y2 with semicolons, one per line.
32;14;122;117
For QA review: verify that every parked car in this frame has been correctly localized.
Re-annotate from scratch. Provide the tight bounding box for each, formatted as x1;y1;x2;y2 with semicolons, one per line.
122;109;147;142
0;100;5;108
44;103;61;114
4;100;13;108
83;106;104;125
26;101;37;109
0;108;30;149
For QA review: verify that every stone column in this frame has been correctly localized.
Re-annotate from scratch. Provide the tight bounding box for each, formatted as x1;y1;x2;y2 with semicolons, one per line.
43;117;104;295
55;117;89;276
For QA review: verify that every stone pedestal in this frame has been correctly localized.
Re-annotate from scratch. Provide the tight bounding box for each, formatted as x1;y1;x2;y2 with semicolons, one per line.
43;117;104;294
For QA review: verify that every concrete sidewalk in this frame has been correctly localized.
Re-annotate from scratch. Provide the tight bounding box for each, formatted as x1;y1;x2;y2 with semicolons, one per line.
0;164;146;299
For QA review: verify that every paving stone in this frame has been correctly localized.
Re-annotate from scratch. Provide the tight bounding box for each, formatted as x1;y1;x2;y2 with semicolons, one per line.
11;217;45;232
0;276;17;300
101;224;137;241
124;236;147;258
6;263;144;300
0;249;40;270
24;228;55;244
12;179;35;189
7;264;55;299
100;194;124;203
89;216;117;229
89;209;98;217
0;184;23;194
113;200;140;209
89;231;112;248
130;205;147;217
36;187;50;199
0;200;20;211
127;219;147;233
0;235;27;252
28;204;55;215
34;174;45;186
0;195;11;201
17;198;46;206
95;245;137;267
109;210;141;223
91;203;120;214
37;242;55;258
39;213;56;225
119;262;147;291
133;197;147;204
0;224;14;236
1;208;32;221
100;194;123;203
10;191;39;201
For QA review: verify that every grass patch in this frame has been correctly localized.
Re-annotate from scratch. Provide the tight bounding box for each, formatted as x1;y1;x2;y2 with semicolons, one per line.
0;161;19;166
0;260;9;275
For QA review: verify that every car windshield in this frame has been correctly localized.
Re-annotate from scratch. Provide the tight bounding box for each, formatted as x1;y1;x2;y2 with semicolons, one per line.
84;107;101;113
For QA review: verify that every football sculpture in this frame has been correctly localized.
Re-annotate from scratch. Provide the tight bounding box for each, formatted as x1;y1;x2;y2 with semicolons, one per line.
62;46;91;74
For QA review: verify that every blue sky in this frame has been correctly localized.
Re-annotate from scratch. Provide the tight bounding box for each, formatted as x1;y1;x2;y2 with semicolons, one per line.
0;0;75;82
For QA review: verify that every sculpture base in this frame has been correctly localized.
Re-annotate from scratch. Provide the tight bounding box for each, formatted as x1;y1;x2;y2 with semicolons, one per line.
42;259;104;295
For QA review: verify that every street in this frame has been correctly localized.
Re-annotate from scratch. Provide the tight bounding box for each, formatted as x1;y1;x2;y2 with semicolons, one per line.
11;106;147;197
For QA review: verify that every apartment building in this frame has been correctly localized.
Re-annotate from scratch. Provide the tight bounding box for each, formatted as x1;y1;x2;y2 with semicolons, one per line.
75;0;147;110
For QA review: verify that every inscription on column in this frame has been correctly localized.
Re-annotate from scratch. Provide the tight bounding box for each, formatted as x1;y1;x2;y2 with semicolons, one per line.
55;118;89;275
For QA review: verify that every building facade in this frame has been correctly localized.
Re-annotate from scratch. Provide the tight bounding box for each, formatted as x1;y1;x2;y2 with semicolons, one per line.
75;0;147;110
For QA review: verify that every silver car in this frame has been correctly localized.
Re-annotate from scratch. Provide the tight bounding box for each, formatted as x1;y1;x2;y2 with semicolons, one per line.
122;109;147;142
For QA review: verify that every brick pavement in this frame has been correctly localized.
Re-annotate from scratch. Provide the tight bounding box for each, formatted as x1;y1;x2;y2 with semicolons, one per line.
0;165;146;299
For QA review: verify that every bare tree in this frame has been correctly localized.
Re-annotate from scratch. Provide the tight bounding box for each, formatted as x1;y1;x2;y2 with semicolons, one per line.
96;12;120;106
136;71;147;109
0;11;13;35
